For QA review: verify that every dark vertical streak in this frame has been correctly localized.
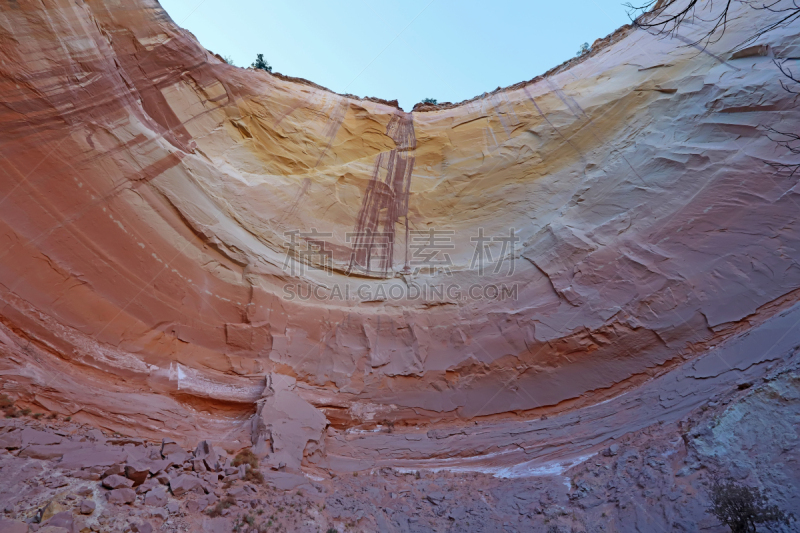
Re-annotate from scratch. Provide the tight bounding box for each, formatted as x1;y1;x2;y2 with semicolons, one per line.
349;113;416;277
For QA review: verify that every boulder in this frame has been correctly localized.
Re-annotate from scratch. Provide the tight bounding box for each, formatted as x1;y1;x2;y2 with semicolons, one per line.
0;518;28;533
125;462;150;486
41;511;74;530
194;440;221;472
169;474;205;496
161;439;189;464
72;470;100;481
75;486;93;497
144;486;168;506
102;464;125;478
44;475;69;489
148;458;171;474
106;488;136;504
227;486;247;499
79;499;96;514
0;431;22;450
132;522;154;533
199;494;218;509
602;443;620;457
40;501;67;522
136;478;160;494
103;474;134;490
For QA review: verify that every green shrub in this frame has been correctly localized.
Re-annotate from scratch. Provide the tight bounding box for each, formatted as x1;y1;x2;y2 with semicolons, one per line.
252;54;272;72
232;449;259;470
708;479;793;533
243;468;264;485
206;495;235;517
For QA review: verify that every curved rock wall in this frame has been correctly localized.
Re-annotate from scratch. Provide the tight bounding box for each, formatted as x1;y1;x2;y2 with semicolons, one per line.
0;0;798;465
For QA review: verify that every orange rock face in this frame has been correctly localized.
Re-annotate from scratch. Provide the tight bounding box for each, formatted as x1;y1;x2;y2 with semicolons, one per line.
0;0;799;473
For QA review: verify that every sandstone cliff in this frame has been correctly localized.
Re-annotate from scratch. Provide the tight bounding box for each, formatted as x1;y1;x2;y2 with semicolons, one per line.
0;0;798;482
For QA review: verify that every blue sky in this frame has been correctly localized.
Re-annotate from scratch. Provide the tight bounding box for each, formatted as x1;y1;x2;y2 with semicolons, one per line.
159;0;632;111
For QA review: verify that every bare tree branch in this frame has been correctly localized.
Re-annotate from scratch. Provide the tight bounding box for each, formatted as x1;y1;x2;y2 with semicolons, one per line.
775;58;800;94
625;0;735;46
626;0;800;49
765;126;800;153
629;2;800;176
765;58;800;176
743;0;800;47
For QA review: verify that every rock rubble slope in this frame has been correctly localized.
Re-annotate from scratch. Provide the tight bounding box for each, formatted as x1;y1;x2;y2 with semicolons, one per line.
0;0;799;480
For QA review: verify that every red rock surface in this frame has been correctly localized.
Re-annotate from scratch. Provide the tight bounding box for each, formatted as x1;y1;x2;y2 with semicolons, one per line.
0;0;799;500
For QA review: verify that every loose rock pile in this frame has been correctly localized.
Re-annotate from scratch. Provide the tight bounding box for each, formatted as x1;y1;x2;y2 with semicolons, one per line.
0;417;335;532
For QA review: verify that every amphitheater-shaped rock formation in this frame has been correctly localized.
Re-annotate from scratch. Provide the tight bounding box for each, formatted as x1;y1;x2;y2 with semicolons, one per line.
0;0;799;480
